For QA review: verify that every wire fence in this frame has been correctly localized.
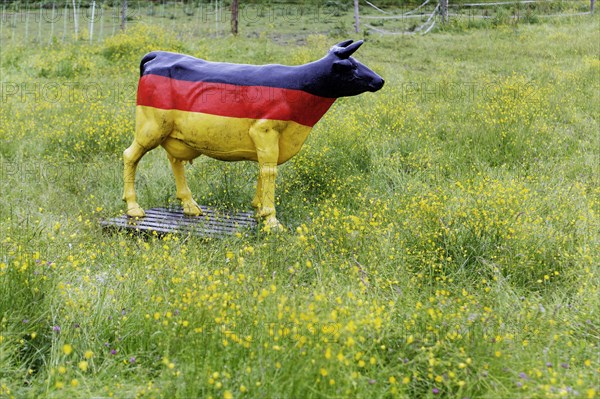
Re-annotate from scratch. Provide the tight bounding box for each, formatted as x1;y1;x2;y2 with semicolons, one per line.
361;0;594;35
0;0;595;45
0;0;239;45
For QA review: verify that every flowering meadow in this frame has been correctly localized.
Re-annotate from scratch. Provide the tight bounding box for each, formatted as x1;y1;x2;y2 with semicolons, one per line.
0;13;599;399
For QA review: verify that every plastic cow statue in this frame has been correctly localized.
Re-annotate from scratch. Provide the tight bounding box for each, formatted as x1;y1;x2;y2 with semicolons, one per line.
123;39;384;230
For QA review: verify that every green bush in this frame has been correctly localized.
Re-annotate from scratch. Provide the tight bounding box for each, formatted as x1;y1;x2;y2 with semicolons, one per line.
101;24;185;64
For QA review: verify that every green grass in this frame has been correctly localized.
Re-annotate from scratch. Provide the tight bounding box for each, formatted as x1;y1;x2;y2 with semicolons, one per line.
0;9;599;399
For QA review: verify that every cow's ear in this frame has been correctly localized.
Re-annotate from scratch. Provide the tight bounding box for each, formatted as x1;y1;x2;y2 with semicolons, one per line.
333;59;354;72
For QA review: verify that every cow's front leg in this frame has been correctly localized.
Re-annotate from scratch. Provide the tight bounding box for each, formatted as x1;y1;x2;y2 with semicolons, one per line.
167;153;202;216
251;172;263;210
249;123;284;231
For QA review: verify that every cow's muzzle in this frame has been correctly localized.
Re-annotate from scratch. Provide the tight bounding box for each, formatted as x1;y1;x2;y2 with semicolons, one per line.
369;77;385;92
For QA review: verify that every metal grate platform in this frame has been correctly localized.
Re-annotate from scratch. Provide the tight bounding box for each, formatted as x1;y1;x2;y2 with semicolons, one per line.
100;206;257;238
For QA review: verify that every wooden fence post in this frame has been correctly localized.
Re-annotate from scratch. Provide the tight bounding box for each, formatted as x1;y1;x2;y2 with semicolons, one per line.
72;0;79;39
90;1;96;43
231;0;239;35
62;2;68;41
38;2;42;42
440;0;448;22
121;0;127;32
354;0;360;33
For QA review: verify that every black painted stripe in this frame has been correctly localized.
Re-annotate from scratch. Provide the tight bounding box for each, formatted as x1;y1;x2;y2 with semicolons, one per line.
140;51;338;99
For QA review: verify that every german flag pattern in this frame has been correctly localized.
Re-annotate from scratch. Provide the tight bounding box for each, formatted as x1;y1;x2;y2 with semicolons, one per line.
123;41;383;224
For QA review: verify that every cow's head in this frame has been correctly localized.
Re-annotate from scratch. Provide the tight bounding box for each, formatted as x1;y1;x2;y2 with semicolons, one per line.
325;39;384;98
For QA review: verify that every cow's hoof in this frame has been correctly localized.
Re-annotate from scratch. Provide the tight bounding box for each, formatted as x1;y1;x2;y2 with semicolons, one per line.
182;200;203;216
256;206;276;219
126;204;146;218
261;216;285;233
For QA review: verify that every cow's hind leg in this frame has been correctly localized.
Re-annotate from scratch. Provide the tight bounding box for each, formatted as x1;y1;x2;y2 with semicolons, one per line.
123;140;149;217
166;153;202;216
123;107;172;217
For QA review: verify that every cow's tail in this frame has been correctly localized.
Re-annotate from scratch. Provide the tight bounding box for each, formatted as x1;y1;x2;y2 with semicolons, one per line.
139;52;158;77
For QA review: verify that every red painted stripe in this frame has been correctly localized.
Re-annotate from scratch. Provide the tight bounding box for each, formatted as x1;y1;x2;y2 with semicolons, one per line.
136;74;336;127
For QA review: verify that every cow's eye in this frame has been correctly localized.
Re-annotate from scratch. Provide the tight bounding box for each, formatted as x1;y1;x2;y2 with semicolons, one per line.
333;60;354;73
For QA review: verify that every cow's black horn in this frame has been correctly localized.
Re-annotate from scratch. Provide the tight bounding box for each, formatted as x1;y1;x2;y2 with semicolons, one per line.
329;40;354;55
334;40;364;59
335;39;354;48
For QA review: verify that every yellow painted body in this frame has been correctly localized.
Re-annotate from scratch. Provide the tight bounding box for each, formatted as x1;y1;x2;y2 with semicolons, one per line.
162;108;313;164
123;106;314;230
